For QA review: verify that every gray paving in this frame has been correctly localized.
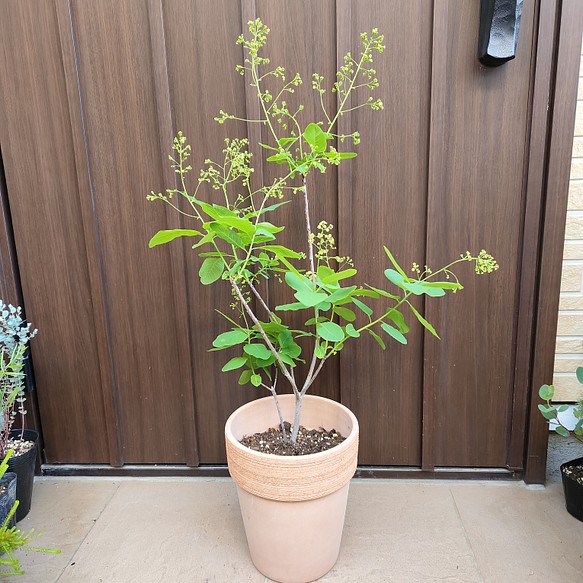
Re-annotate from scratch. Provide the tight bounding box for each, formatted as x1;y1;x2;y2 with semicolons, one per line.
14;473;583;582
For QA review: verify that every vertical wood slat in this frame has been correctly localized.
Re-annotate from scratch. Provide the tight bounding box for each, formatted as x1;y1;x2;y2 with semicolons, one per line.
336;0;353;413
339;1;431;466
163;0;253;462
507;0;560;471
424;0;537;468
55;0;122;466
146;0;198;466
0;0;112;463
421;0;446;471
525;0;583;483
0;157;20;304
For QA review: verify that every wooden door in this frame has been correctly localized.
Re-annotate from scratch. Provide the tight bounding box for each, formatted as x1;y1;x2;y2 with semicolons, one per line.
0;0;577;478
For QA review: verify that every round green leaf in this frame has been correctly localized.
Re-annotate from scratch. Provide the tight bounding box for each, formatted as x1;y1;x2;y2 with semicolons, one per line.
221;356;247;372
243;343;273;360
199;257;224;285
317;321;344;342
212;329;248;348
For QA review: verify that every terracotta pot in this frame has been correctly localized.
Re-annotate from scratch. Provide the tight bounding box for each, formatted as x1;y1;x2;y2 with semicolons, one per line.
225;394;359;583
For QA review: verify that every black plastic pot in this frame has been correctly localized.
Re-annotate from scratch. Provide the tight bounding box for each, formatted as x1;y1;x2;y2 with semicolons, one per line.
0;472;17;528
7;429;38;523
560;456;583;522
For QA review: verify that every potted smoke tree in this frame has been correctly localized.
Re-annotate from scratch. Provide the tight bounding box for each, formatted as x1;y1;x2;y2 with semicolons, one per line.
148;19;498;583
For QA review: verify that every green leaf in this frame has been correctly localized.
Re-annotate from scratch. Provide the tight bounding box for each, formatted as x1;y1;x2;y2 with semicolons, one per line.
407;303;440;339
555;426;570;437
243;343;273;360
577;367;583;385
385;309;409;334
199;257;224;285
367;286;399;300
238;370;252;385
285;271;314;294
424;281;463;292
218;216;257;235
352;298;373;317
303;123;331;153
212;329;248;348
281;342;301;359
208;223;245;248
266;152;291;164
539;384;555;400
250;374;262;387
315;342;327;359
259;245;303;259
335;307;356;322
335;269;357;281
244;201;291;218
275;302;307;312
199;202;238;219
326;286;357;304
345;323;360;338
384;268;407;288
383;246;408;279
368;329;386;350
192;232;215;249
381;323;407;345
337;152;357;159
417;283;446;298
317;321;344;342
538;404;557;420
148;229;202;248
354;289;380;299
294;290;329;307
221;356;248;372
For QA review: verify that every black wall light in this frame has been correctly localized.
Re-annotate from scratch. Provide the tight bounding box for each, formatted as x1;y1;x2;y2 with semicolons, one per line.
478;0;524;67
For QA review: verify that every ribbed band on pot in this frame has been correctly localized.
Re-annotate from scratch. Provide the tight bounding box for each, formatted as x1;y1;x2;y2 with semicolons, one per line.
226;432;358;502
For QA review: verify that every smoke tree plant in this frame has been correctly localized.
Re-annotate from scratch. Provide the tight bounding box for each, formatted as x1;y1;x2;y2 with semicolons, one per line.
148;19;499;444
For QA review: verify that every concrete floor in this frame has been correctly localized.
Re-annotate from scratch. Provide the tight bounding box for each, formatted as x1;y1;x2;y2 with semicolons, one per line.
14;469;583;583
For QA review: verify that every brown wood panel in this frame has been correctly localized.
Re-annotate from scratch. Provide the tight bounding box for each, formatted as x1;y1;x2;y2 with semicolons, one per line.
163;0;252;463
71;0;192;463
0;0;110;462
526;0;583;483
339;0;432;466
425;0;536;467
508;0;559;471
254;0;340;403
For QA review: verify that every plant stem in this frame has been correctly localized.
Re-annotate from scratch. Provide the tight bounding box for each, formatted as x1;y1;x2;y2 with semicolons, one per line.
231;279;299;396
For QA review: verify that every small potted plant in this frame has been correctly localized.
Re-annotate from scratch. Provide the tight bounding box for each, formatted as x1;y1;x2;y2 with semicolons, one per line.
0;449;59;576
539;369;583;521
148;19;498;583
0;300;38;522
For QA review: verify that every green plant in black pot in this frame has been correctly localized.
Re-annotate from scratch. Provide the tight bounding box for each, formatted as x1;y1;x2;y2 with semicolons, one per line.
0;301;38;522
0;450;59;577
539;368;583;520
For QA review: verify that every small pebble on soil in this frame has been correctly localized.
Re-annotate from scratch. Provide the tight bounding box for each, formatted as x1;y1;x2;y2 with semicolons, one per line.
240;421;345;456
6;438;34;456
563;463;583;486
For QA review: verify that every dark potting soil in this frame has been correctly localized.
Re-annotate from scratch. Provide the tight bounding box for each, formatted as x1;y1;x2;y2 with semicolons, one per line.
563;462;583;486
240;422;345;456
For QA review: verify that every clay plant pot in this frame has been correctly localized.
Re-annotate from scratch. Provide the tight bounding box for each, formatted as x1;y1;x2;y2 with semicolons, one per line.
225;394;359;583
561;456;583;522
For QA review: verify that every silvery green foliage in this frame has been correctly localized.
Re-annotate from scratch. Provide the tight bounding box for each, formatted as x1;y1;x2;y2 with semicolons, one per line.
0;301;37;451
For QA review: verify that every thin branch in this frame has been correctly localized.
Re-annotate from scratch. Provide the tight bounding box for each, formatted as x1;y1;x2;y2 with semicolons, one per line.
231;279;299;396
